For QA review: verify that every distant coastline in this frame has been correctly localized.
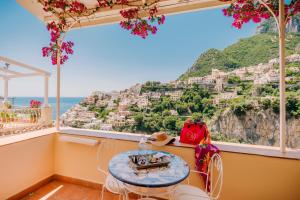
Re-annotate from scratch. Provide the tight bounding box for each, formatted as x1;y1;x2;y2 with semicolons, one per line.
11;97;83;119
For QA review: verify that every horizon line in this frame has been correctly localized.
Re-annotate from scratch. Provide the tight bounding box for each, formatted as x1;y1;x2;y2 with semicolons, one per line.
6;96;85;98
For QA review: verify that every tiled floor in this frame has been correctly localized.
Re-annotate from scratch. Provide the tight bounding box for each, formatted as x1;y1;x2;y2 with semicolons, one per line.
20;180;135;200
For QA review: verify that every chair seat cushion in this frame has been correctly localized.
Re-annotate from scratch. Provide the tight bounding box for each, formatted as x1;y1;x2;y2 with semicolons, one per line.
105;174;126;194
173;184;210;200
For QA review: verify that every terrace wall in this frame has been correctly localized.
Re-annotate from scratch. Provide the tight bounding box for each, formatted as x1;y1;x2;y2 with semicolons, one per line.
54;133;300;200
0;134;54;199
0;131;299;200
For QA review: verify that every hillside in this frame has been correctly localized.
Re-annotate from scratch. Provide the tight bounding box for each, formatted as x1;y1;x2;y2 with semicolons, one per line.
62;54;300;147
180;33;300;80
180;15;300;80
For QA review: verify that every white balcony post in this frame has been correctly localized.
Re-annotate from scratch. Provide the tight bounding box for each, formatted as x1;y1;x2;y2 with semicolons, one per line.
44;75;49;107
279;0;286;153
56;40;61;131
3;78;8;102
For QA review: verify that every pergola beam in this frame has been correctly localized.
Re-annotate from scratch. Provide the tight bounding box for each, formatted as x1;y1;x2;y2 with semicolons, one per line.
0;74;8;79
71;1;227;29
17;0;229;29
0;67;24;76
0;56;51;110
0;56;50;76
7;73;46;79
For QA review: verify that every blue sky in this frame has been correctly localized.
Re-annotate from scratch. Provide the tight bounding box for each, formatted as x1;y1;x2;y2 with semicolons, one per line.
0;0;257;97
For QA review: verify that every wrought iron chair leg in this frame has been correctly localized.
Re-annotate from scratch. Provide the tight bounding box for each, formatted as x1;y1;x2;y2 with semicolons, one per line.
101;185;105;200
124;191;129;200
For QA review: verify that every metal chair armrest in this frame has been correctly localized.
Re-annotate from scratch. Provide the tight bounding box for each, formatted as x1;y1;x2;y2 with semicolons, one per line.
97;165;108;177
190;169;208;176
187;169;208;185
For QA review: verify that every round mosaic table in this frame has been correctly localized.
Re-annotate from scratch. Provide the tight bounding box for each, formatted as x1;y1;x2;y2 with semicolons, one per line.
108;150;190;188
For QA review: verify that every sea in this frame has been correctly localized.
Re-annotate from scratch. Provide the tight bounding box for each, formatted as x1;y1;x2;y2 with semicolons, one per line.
11;97;83;119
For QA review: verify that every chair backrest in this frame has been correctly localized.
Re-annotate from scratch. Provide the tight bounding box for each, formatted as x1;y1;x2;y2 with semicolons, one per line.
96;138;114;176
207;153;223;200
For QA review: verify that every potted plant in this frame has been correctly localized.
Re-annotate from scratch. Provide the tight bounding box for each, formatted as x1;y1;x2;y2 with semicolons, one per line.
3;102;12;109
29;100;42;123
0;112;10;123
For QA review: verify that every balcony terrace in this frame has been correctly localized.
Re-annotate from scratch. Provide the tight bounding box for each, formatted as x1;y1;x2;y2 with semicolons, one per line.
0;127;299;200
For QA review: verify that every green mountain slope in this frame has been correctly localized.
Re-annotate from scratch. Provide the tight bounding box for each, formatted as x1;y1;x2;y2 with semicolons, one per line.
180;33;300;80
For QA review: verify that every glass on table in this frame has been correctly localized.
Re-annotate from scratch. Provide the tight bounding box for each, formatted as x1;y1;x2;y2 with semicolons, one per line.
138;134;149;150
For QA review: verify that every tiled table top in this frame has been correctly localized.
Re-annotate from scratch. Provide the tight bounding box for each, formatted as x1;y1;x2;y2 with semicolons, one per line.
109;150;190;188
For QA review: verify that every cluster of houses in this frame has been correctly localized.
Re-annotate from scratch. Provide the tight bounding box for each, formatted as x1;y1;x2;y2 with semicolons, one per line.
186;54;299;104
61;84;185;129
187;59;280;91
62;54;300;130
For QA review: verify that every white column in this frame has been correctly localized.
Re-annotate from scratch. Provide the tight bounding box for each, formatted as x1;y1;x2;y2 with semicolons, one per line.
56;43;61;131
4;78;8;102
44;75;49;107
279;0;286;153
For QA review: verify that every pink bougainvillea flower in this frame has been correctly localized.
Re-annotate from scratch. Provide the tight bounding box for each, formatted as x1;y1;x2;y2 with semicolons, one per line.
151;26;158;34
69;1;86;13
252;15;261;23
158;15;165;25
119;6;165;38
222;8;228;16
233;13;240;19
232;20;242;29
42;47;51;57
42;0;166;65
222;0;300;29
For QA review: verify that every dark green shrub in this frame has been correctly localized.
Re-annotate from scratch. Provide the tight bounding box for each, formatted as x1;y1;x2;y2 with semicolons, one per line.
271;95;300;117
231;101;253;116
272;98;280;114
190;113;203;122
211;132;243;143
257;84;279;96
175;103;189;115
286;94;300;117
260;98;272;110
163;116;177;131
228;75;242;84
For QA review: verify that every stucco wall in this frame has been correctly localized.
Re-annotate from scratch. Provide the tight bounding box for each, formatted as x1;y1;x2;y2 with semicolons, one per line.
0;134;54;199
0;132;299;200
54;133;300;200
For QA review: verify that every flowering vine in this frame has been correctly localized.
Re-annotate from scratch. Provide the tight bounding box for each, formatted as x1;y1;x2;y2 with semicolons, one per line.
39;0;165;65
220;0;300;29
42;21;74;65
120;6;165;38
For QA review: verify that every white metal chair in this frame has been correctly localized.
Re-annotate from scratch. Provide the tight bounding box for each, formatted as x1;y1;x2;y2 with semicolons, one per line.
171;153;223;200
96;139;128;200
126;183;174;200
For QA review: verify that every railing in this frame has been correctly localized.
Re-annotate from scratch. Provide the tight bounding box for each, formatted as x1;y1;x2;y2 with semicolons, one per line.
0;107;49;135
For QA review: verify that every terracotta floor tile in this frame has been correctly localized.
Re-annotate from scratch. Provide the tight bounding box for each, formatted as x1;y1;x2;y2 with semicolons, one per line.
21;180;133;200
